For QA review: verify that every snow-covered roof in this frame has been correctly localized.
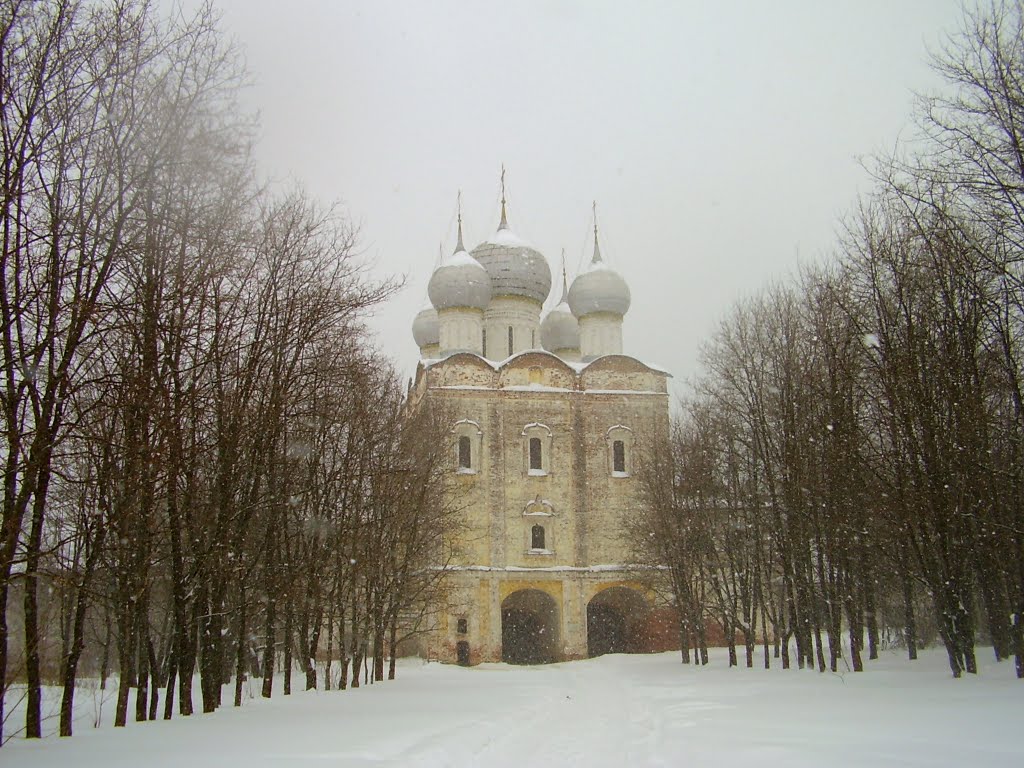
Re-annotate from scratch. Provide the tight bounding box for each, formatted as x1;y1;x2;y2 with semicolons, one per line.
420;349;671;378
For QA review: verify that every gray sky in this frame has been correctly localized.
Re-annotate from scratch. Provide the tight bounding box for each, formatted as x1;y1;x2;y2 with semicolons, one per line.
194;0;965;396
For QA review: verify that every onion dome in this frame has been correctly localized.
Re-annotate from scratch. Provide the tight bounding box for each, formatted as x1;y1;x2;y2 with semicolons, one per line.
541;254;579;352
469;179;551;304
428;216;492;311
568;216;630;317
412;304;439;349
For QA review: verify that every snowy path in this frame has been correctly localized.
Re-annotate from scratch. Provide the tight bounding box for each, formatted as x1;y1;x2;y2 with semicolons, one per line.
3;648;1021;767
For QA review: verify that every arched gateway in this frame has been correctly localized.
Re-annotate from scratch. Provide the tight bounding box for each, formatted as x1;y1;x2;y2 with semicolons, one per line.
587;586;650;657
501;589;559;664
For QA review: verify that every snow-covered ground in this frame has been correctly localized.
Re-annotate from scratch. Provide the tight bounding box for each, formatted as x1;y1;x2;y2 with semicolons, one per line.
3;647;1020;767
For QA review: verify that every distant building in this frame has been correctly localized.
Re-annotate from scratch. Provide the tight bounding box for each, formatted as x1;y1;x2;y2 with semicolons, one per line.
409;185;675;664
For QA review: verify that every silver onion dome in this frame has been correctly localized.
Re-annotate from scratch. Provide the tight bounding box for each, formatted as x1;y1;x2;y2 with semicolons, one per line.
541;257;579;351
428;250;491;310
412;305;439;348
568;225;630;317
541;302;579;351
428;216;492;311
470;200;551;304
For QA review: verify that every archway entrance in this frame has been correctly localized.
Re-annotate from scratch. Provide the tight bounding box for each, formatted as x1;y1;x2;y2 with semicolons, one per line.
501;589;559;664
587;586;650;657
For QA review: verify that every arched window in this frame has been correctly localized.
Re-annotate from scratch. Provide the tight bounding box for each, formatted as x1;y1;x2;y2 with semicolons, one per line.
613;440;626;473
606;425;634;477
453;419;483;474
531;524;545;550
522;422;552;476
529;437;542;471
507;326;514;356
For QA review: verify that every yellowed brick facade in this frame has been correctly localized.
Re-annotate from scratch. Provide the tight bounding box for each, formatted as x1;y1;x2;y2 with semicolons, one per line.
412;351;671;664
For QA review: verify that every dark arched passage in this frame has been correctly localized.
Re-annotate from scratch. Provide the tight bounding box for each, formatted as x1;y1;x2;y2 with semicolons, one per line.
501;589;559;664
587;586;650;657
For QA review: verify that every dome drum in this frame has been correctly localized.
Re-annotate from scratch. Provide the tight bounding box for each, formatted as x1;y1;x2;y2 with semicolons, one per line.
578;313;623;360
438;306;485;356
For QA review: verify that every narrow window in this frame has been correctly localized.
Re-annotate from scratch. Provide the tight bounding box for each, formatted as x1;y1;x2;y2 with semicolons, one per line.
532;330;536;348
458;435;471;469
482;328;487;357
531;524;545;550
457;617;468;634
507;326;514;356
613;440;626;473
529;437;542;471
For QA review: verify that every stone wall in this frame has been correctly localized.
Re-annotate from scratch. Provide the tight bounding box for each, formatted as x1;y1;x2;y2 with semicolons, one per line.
416;351;673;664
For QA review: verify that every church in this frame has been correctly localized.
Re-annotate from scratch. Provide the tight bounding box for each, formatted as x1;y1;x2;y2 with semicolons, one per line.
408;184;674;665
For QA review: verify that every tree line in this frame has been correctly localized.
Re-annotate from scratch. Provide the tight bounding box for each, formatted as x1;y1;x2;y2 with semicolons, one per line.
632;1;1024;680
1;0;457;744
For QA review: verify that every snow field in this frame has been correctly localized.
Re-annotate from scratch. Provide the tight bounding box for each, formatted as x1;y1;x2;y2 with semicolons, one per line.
3;646;1020;767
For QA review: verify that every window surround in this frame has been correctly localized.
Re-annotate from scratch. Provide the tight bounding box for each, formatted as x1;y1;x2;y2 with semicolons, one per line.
605;424;635;478
452;419;483;474
521;422;553;477
523;498;554;517
525;519;554;555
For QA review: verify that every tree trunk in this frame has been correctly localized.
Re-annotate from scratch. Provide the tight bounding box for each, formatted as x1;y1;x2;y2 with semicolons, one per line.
373;624;385;682
163;664;177;720
114;604;136;727
283;604;293;696
136;608;150;722
864;570;879;661
900;555;918;661
201;576;227;711
388;618;397;681
324;609;334;691
22;465;50;739
59;519;105;737
179;600;198;714
234;581;248;707
148;638;160;720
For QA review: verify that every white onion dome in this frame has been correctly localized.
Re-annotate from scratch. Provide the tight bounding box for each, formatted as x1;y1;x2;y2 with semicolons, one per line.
541;301;578;352
568;228;630;317
428;223;492;311
470;205;551;305
412;305;439;348
540;260;579;351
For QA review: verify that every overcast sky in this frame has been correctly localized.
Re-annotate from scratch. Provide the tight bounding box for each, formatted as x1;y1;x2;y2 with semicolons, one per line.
185;0;966;397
